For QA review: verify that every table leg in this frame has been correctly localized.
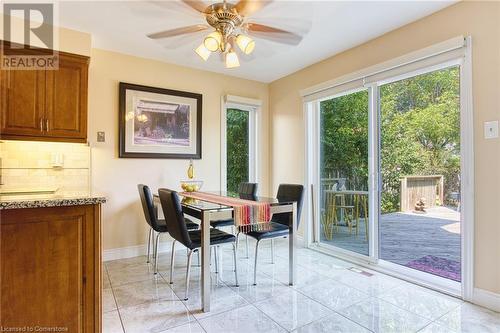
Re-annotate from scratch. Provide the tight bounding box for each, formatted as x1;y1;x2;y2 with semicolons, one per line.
289;202;297;285
201;210;211;312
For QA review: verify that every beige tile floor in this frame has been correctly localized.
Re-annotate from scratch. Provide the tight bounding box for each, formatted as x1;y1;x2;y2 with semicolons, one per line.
103;238;500;333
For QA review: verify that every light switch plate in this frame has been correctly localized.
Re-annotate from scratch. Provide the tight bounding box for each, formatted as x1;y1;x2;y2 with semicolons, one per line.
97;131;105;142
484;121;498;139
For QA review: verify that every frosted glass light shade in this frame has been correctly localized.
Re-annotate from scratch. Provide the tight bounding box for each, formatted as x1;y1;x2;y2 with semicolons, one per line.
236;34;255;55
225;50;240;68
204;31;222;52
195;43;211;61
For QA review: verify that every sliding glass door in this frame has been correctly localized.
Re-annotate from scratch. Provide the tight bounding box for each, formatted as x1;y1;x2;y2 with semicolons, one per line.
379;66;462;282
318;89;370;256
308;46;468;292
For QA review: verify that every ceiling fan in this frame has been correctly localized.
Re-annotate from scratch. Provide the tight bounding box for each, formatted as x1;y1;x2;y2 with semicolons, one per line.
147;0;305;68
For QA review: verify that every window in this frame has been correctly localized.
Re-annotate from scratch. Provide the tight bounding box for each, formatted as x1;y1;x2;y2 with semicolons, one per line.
221;96;259;194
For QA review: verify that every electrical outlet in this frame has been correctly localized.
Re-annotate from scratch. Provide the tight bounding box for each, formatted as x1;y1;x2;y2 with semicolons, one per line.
484;121;498;139
97;131;105;142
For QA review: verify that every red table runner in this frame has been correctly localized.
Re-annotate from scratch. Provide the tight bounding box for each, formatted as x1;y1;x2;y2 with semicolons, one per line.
180;191;271;232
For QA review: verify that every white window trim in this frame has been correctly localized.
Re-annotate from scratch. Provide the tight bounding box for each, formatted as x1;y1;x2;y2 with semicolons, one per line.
220;95;260;192
303;36;474;299
300;35;465;99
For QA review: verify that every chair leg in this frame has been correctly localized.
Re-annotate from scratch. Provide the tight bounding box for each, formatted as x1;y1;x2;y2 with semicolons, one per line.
245;234;249;259
232;242;239;286
169;240;176;284
236;231;241;255
146;228;153;263
219;245;223;274
214;246;219;274
154;233;161;274
184;249;194;301
253;240;260;285
271;238;275;264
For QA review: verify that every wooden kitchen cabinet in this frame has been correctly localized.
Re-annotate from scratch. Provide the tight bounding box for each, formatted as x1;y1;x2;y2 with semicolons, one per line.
0;69;46;137
0;204;102;332
0;45;89;142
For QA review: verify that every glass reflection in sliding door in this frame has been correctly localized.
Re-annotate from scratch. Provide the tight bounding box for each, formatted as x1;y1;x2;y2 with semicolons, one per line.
319;89;369;256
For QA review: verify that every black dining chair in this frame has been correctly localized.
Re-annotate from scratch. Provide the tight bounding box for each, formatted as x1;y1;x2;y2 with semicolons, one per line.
158;188;239;300
211;182;258;257
243;184;304;285
137;184;199;273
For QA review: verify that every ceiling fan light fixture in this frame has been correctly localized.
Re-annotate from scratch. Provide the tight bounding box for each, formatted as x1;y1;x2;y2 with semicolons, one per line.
236;34;255;55
149;0;305;69
195;43;211;61
225;50;240;68
204;31;222;52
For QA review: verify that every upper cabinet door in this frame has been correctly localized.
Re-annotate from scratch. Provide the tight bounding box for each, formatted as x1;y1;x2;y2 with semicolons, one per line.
45;54;89;141
0;69;46;137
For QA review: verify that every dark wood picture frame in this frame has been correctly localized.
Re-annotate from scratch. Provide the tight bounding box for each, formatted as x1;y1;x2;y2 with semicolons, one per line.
118;82;202;159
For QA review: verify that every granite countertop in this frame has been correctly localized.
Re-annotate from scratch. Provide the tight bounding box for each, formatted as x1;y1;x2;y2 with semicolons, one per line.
0;192;106;210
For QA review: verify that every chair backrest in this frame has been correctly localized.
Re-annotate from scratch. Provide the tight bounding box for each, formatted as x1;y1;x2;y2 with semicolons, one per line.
137;184;164;232
158;188;193;249
272;184;305;227
238;182;258;200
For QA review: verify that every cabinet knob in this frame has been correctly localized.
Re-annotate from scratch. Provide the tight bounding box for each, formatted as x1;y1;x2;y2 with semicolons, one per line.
40;118;43;132
45;119;49;132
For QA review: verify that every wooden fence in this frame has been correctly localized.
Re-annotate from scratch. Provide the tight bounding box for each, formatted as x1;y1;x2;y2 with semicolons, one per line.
400;175;444;212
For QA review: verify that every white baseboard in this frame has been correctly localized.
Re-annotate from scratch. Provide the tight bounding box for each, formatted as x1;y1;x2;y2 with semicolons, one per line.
103;237;174;262
104;234;305;262
472;288;500;312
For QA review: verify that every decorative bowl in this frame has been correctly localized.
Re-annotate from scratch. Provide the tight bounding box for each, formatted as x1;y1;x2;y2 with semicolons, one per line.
180;180;203;192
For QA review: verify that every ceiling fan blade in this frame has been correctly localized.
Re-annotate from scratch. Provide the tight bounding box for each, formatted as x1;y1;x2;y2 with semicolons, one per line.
234;0;272;17
147;24;209;39
245;23;303;45
181;0;208;13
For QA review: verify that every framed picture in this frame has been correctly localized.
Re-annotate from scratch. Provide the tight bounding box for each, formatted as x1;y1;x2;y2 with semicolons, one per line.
119;82;202;159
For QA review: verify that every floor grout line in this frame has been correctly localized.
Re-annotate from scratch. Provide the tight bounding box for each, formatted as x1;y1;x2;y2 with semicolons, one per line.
247;300;292;332
104;264;127;333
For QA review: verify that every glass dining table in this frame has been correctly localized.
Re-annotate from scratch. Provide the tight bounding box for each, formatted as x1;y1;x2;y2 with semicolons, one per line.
154;191;298;313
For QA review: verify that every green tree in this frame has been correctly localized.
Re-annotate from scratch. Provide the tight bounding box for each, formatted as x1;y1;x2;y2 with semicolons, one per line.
320;66;460;213
320;90;369;190
380;66;460;212
226;109;249;194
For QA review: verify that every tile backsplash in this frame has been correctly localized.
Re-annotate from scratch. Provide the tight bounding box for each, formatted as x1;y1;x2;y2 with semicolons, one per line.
0;140;91;195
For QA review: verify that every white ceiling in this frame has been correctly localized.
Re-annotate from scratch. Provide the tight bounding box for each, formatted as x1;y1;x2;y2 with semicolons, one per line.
56;1;454;82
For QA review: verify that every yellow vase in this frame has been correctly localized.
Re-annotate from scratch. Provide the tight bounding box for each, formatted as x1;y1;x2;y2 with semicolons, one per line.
187;160;194;179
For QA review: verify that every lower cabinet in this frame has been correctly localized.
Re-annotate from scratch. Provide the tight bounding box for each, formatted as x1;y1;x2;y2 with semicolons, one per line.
0;204;102;332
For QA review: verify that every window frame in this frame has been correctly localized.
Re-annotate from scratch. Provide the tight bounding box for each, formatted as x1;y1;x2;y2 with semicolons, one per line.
220;96;259;193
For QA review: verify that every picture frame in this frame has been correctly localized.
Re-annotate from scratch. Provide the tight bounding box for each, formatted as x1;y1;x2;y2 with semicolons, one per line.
119;82;202;159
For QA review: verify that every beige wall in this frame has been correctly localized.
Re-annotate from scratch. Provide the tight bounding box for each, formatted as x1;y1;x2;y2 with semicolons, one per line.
269;1;500;294
88;49;270;251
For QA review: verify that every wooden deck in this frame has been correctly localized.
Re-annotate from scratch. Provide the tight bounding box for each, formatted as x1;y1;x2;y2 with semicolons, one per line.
321;206;461;267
